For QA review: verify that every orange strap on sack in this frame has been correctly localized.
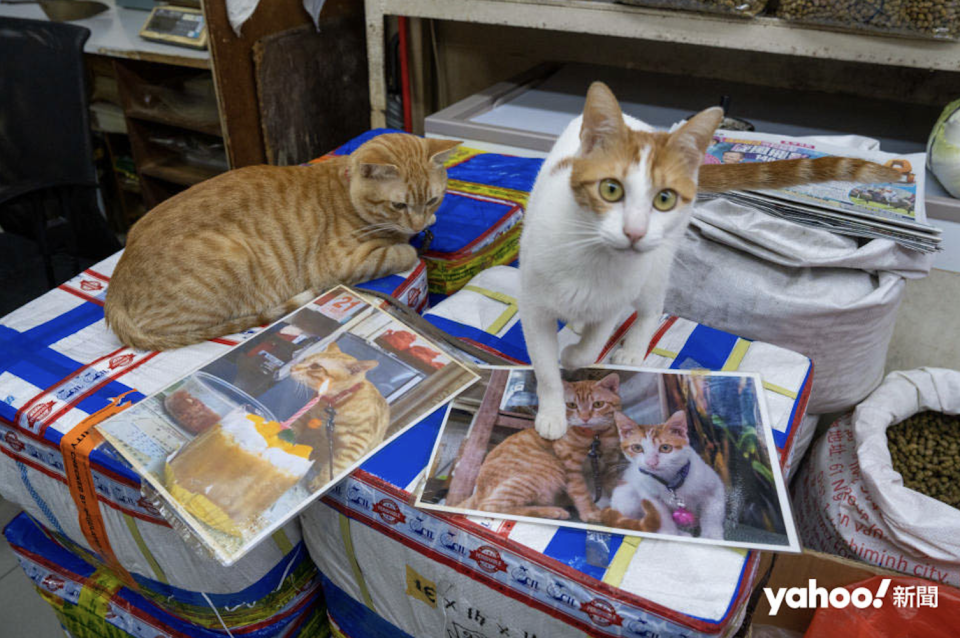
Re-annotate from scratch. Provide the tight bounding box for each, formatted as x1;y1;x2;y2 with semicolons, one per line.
59;390;137;586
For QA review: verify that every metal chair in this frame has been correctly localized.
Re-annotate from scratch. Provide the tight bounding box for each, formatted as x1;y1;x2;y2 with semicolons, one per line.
0;16;120;289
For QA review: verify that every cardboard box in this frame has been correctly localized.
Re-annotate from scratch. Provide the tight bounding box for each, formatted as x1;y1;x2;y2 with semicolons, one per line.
751;549;902;634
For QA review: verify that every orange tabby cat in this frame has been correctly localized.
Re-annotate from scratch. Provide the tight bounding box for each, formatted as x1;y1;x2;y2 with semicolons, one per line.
459;373;659;531
289;342;389;489
105;134;460;351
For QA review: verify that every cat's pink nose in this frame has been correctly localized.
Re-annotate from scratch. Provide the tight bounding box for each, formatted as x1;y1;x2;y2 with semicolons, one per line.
623;228;646;244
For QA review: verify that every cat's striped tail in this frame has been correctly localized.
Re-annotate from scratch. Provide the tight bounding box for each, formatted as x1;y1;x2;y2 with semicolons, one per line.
600;500;661;532
699;156;903;193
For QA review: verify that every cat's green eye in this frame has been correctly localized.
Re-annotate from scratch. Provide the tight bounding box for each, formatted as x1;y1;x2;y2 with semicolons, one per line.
566;402;576;410
630;444;643;453
427;196;440;206
659;444;673;453
653;189;677;212
592;401;604;408
391;202;407;211
598;178;624;203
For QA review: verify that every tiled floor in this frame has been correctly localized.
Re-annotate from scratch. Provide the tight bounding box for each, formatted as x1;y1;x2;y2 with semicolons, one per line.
0;499;65;638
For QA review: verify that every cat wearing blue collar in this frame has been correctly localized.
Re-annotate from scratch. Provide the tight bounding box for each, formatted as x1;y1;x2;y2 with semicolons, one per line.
610;411;726;539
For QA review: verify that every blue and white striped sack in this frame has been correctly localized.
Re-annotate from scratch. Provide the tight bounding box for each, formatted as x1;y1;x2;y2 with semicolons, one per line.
0;250;427;597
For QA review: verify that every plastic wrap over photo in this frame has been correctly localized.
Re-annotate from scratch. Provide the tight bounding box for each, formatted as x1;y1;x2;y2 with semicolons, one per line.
99;286;478;564
417;366;799;552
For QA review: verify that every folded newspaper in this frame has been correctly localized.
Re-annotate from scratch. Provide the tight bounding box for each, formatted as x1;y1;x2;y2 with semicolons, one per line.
702;132;940;252
98;286;478;565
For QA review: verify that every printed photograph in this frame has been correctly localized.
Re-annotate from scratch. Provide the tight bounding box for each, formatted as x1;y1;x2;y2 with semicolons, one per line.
98;286;478;565
416;366;799;551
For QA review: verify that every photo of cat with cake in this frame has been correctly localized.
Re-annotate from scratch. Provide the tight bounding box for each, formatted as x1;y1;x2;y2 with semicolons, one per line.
98;286;478;565
417;366;798;551
286;342;390;490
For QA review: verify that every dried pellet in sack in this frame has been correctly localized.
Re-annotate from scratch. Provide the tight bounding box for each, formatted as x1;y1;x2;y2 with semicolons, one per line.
617;0;768;18
777;0;959;40
887;411;960;508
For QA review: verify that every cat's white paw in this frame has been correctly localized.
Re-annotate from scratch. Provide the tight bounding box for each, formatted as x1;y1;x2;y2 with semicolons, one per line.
610;347;646;367
535;407;568;440
560;343;596;370
700;525;725;540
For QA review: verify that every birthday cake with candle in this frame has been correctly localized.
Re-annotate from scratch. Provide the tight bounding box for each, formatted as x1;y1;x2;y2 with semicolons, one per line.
164;411;313;536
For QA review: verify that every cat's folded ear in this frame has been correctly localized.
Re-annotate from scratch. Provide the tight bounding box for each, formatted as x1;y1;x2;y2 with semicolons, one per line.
614;411;638;436
325;341;342;353
349;359;379;375
669;107;723;168
597;373;620;394
665;410;688;437
580;81;627;156
359;162;401;180
424;138;462;167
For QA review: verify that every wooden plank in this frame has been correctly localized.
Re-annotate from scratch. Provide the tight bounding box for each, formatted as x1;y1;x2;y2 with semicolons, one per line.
253;18;369;166
446;369;509;506
494;414;534;430
203;0;361;168
139;158;221;186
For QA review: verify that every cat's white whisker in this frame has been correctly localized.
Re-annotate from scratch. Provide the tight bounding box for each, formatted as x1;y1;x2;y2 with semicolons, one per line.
556;237;606;251
353;223;399;239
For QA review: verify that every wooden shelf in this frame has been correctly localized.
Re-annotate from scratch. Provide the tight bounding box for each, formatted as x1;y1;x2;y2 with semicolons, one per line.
372;0;960;71
366;0;960;128
126;109;223;138
140;159;221;187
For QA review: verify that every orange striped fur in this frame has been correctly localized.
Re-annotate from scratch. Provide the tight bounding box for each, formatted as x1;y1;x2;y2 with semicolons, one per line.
699;155;903;193
104;134;461;351
289;342;388;490
600;501;661;532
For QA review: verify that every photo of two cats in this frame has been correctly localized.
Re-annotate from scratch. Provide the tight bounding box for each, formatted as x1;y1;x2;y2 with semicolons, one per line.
417;366;798;551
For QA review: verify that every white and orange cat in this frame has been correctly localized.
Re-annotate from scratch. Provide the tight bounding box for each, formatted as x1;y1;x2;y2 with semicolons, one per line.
519;82;901;440
611;411;726;539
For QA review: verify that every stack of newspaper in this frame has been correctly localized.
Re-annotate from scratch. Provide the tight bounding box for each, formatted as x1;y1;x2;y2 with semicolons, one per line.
701;132;940;253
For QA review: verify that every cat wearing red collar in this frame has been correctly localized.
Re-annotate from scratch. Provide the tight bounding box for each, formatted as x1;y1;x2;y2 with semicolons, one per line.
290;342;388;489
459;373;658;531
611;411;726;539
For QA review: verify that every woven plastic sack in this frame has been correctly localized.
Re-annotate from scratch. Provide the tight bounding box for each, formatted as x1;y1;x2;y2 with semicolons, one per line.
793;368;960;586
619;0;766;17
777;0;959;40
666;196;932;415
4;512;328;637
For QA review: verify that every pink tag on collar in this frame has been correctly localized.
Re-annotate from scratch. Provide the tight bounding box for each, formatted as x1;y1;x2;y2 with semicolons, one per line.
672;506;697;528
